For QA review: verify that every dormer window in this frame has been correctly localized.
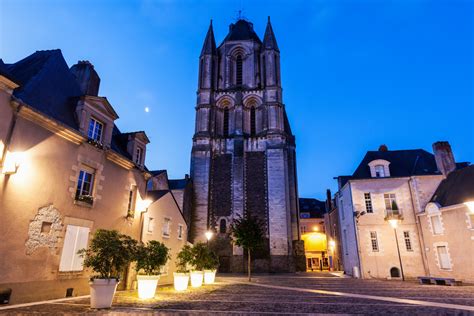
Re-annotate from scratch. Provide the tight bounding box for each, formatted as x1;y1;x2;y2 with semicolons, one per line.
368;159;391;178
135;147;143;166
88;118;103;142
374;165;385;178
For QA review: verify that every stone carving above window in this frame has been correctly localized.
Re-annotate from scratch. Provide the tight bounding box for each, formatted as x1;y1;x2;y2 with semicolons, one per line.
25;205;63;255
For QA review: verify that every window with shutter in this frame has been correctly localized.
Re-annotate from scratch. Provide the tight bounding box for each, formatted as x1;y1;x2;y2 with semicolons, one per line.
59;225;90;272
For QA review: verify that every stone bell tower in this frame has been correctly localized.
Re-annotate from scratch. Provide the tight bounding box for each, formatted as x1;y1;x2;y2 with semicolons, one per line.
190;17;300;272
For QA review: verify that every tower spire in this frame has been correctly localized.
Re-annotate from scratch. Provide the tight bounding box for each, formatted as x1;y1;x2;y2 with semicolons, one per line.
200;20;217;56
263;16;279;52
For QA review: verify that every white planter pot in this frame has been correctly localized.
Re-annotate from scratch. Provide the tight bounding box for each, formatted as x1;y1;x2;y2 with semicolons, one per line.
173;272;189;291
204;270;217;284
190;271;204;288
137;275;160;299
89;278;119;309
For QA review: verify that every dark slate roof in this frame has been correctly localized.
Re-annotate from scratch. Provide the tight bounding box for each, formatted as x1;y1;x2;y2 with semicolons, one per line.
147;190;169;202
299;198;326;218
431;165;474;207
7;50;83;130
352;149;440;179
262;18;279;52
169;178;189;190
150;170;167;177
4;49;135;162
0;59;18;83
221;19;262;45
200;21;217;56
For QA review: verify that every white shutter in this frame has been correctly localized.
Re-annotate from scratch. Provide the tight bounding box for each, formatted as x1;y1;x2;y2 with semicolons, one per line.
59;225;90;272
59;225;79;271
437;246;451;269
431;216;442;234
71;227;90;271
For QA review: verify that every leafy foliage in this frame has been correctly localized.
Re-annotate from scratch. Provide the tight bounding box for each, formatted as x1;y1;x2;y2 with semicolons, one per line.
78;229;137;279
230;214;265;252
191;242;219;271
135;240;170;275
230;214;265;281
175;245;194;273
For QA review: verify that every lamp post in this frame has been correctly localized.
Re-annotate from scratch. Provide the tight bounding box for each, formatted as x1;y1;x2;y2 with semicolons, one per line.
205;231;213;246
388;219;405;281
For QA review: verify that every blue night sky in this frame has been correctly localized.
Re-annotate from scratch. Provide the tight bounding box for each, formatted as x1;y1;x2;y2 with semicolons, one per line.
1;0;472;199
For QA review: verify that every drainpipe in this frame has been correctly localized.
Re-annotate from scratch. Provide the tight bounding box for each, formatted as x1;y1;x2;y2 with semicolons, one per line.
349;182;364;278
408;177;430;276
1;99;23;167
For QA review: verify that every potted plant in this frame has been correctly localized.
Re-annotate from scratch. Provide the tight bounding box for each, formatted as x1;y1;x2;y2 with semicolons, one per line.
174;245;193;291
203;248;219;284
78;229;137;308
189;242;208;287
135;240;170;299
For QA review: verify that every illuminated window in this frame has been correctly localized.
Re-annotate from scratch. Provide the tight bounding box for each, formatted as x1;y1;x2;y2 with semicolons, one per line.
384;194;399;215
370;231;379;252
87;118;103;142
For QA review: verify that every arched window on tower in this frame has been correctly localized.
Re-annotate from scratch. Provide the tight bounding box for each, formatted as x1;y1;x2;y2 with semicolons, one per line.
223;108;229;138
236;55;243;86
219;218;227;234
250;106;256;137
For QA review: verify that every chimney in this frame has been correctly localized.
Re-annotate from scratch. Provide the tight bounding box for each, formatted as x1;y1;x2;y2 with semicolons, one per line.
433;141;456;176
326;189;332;211
70;61;101;96
378;144;388;152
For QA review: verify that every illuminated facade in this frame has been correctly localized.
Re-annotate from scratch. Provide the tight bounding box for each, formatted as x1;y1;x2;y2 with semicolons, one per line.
0;51;187;303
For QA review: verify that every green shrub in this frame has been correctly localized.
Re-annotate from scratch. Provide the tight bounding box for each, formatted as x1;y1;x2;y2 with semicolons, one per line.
135;240;170;275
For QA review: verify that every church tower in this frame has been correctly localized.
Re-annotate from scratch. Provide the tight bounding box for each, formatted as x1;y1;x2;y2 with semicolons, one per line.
190;18;300;272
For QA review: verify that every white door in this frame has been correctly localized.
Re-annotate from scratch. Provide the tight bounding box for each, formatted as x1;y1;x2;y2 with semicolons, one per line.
59;225;90;272
437;246;451;270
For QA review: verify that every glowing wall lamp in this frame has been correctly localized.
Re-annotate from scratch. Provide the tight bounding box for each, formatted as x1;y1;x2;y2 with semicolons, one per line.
464;201;474;214
140;199;153;213
2;152;24;174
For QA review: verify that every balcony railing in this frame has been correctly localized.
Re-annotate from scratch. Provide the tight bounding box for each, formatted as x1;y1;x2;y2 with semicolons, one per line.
384;209;403;221
86;138;104;150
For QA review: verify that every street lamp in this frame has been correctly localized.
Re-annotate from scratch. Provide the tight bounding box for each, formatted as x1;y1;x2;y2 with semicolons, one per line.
464;201;474;214
205;231;213;245
388;218;405;281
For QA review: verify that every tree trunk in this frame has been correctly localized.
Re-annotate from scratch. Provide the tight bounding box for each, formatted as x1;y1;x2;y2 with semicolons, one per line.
248;248;251;282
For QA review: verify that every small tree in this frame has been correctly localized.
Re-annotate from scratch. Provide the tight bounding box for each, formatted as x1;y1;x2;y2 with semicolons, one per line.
78;229;138;280
135;240;170;275
175;245;194;273
191;242;220;271
230;214;265;282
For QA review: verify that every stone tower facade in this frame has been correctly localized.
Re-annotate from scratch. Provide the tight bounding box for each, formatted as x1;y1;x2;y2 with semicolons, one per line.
190;18;300;272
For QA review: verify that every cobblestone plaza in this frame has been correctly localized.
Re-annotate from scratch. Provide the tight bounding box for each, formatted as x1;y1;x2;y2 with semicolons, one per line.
1;273;473;315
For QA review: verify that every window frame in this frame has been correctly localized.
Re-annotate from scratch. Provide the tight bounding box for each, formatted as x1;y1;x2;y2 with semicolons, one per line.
87;117;104;142
370;231;379;252
127;185;137;217
177;224;184;240
59;225;90;272
236;55;243;85
76;168;94;198
364;193;373;213
162;217;171;238
430;214;443;235
436;245;452;270
403;231;413;252
374;165;385;178
135;147;143;166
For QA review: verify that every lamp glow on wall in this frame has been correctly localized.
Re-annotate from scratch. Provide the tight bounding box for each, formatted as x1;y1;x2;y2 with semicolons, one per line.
329;240;336;250
2;151;24;174
464;201;474;214
139;199;153;212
